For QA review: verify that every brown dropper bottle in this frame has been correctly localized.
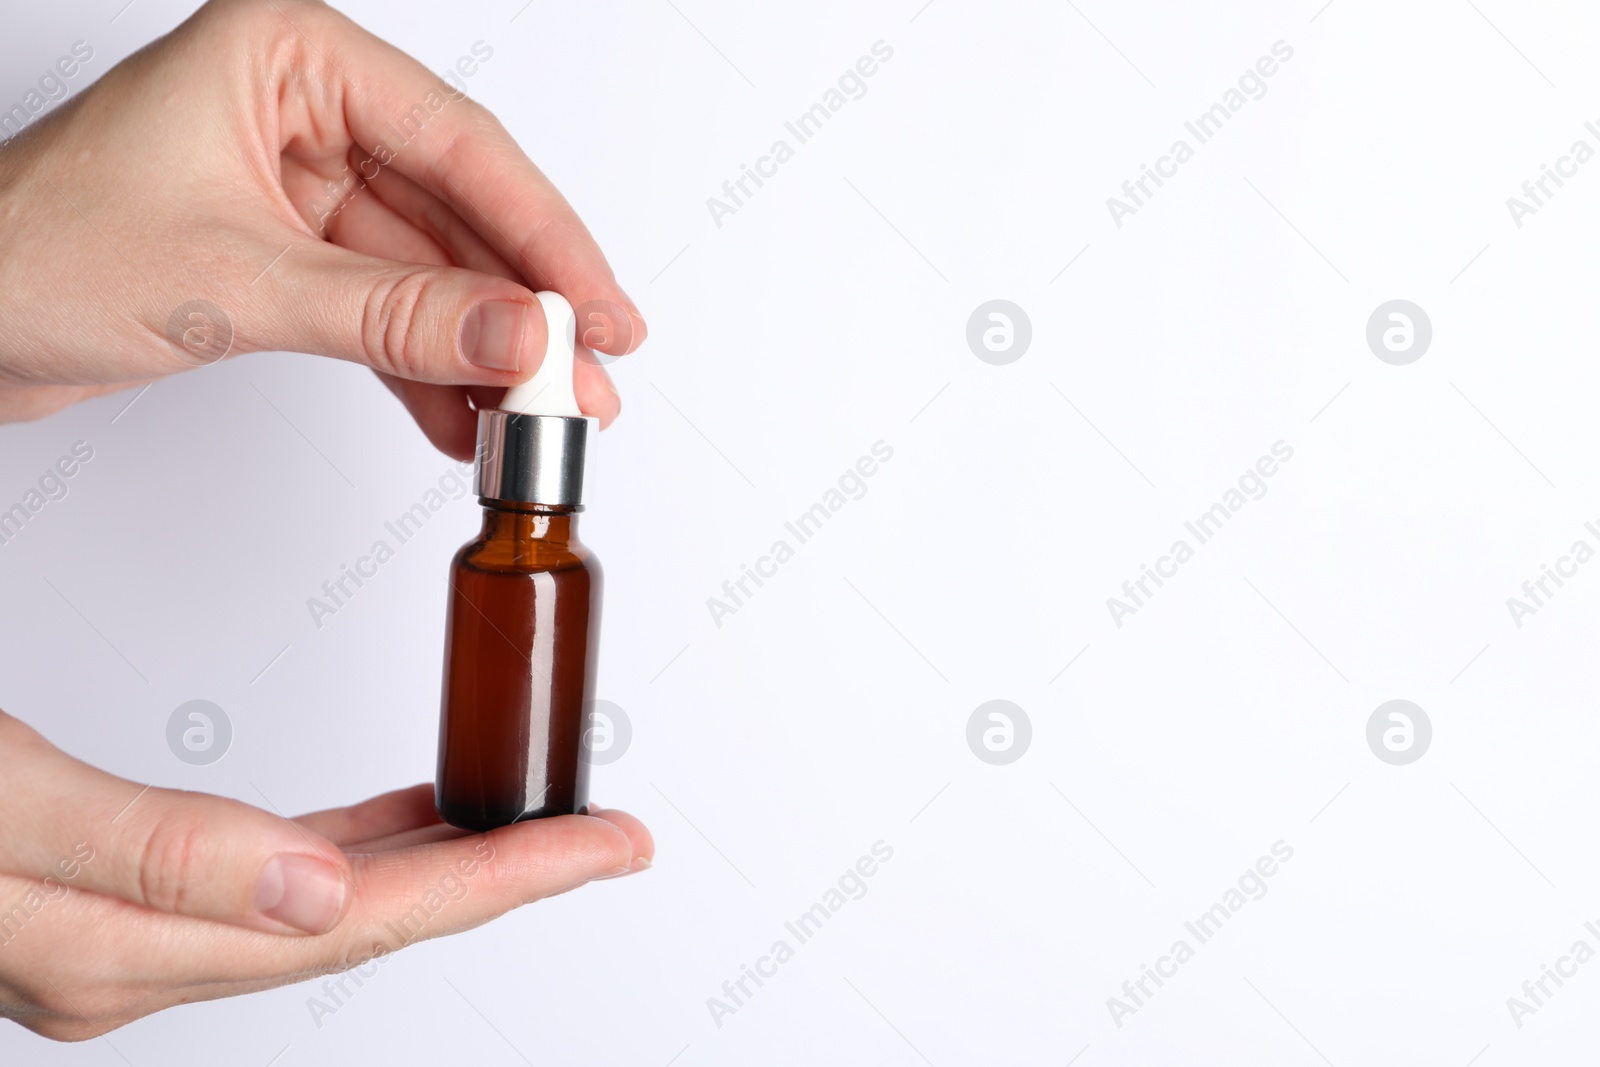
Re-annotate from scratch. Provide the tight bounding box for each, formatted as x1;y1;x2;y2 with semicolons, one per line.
436;293;599;830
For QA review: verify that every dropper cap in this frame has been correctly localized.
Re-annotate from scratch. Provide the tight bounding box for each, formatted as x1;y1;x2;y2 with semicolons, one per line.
473;292;590;506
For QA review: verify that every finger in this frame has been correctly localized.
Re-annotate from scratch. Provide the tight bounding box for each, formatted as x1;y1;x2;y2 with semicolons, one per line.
573;351;621;429
309;189;509;452
293;783;441;847
314;9;647;352
265;79;566;390
377;375;479;460
247;232;549;386
342;171;625;430
320;175;452;266
587;807;655;864
344;814;636;943
351;152;521;283
57;816;632;984
0;815;644;1030
467;384;504;411
346;822;471;854
0;715;351;937
347;806;655;856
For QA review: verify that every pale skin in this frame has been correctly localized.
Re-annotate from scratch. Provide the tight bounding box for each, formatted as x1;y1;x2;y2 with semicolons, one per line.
0;0;652;1040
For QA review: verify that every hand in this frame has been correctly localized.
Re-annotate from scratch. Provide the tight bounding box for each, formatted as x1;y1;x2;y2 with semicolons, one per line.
0;712;652;1040
0;0;646;457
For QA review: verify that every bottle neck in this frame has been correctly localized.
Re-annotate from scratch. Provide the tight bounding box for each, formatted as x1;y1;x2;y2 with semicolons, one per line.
479;500;580;543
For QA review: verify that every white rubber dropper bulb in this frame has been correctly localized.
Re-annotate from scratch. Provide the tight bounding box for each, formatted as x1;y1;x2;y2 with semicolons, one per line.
502;291;583;417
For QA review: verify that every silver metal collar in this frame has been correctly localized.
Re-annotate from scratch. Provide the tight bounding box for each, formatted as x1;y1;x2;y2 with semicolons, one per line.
474;411;588;506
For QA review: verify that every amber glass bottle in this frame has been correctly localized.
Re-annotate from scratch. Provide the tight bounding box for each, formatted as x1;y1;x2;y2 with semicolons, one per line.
436;499;600;830
437;290;599;830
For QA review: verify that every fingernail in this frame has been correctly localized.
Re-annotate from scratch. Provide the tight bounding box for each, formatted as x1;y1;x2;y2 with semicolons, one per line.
462;300;527;372
256;853;347;934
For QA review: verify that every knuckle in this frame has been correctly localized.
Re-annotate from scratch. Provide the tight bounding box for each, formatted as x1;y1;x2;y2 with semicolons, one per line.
362;271;441;381
136;812;209;915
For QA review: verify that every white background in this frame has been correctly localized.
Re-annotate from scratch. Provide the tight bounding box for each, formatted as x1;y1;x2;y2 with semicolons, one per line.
3;0;1600;1063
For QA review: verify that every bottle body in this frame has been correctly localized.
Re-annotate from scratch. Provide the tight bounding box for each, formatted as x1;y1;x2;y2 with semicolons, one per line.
436;502;600;830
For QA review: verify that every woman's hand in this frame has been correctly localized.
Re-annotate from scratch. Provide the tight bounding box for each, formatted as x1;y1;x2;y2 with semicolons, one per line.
0;0;646;457
0;711;652;1040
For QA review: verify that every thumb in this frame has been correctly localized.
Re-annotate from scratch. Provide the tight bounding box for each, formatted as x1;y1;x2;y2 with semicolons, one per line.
254;240;550;386
0;716;353;936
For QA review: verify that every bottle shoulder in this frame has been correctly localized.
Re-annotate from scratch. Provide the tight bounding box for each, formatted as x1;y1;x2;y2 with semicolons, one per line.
453;535;598;576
